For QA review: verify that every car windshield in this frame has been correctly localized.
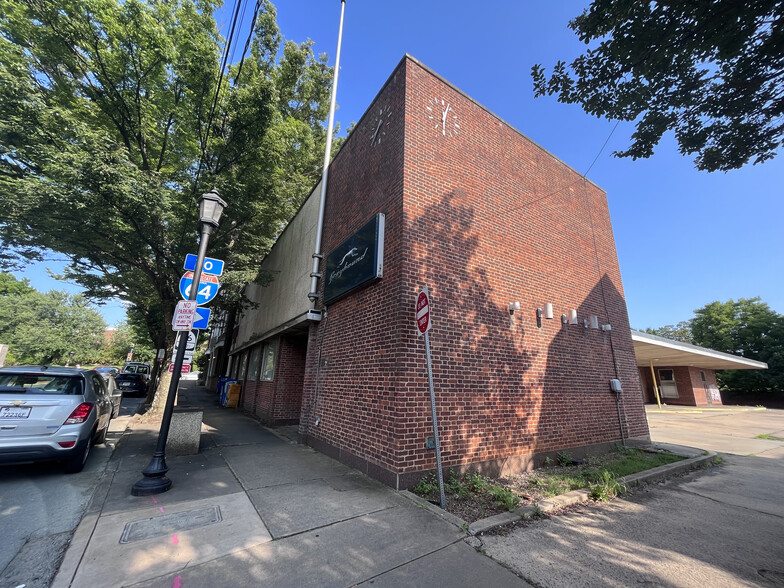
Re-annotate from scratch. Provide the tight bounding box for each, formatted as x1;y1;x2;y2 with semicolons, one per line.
0;374;83;395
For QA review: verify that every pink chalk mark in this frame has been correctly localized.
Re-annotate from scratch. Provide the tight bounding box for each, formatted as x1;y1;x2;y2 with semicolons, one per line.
159;507;165;513
172;576;182;588
172;533;179;545
150;497;158;504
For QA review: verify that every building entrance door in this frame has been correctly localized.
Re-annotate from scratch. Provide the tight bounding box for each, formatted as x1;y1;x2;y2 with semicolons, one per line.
658;369;679;399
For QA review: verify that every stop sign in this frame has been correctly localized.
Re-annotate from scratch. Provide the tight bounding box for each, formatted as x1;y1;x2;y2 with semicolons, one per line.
416;289;431;335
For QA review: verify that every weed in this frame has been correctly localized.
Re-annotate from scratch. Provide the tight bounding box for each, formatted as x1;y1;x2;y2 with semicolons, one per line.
712;456;724;465
460;522;469;533
488;485;521;511
543;456;553;466
756;434;784;441
589;470;626;502
465;471;489;493
556;451;573;466
412;473;439;496
532;502;544;516
444;470;471;499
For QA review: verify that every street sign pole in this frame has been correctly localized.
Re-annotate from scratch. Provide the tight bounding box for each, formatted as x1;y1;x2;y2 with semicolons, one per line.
416;287;446;510
132;223;213;496
424;329;447;510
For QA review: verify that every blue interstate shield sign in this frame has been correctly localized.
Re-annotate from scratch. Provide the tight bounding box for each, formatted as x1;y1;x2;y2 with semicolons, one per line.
323;213;385;304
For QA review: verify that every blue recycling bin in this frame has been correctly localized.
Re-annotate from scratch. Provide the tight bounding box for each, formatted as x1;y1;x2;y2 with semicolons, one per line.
217;377;236;406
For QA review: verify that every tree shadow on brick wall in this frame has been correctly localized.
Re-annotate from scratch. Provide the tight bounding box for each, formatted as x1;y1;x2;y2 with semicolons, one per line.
408;189;542;476
537;273;647;457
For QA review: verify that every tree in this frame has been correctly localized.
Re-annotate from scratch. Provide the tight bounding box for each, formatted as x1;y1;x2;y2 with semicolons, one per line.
0;273;106;365
691;297;784;395
0;0;333;385
532;0;784;171
100;320;155;366
643;321;693;344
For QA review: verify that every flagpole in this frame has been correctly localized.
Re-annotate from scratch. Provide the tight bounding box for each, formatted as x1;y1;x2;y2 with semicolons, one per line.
309;0;347;303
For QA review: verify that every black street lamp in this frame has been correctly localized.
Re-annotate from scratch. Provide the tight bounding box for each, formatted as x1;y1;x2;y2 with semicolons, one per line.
132;189;227;496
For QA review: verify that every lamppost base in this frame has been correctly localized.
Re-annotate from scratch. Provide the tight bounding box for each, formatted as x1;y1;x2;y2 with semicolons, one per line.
131;475;173;496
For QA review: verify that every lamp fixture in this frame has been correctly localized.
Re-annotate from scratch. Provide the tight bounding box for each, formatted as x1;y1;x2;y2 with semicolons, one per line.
544;303;553;319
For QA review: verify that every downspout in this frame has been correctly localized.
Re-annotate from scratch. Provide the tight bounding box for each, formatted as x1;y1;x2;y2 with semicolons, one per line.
308;0;346;304
649;360;662;408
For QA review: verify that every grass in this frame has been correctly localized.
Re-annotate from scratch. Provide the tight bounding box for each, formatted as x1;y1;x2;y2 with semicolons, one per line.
755;434;784;441
411;446;685;522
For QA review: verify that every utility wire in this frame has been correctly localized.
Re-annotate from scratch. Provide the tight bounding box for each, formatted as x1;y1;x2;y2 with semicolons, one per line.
501;118;622;215
192;0;244;196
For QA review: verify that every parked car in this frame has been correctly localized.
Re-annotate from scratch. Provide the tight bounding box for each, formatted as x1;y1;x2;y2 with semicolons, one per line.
114;372;148;398
0;366;113;473
101;374;123;418
122;362;152;383
95;366;120;378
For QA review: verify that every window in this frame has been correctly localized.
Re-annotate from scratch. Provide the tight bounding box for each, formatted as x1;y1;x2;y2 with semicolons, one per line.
238;352;248;381
700;371;707;382
247;346;261;381
260;339;277;381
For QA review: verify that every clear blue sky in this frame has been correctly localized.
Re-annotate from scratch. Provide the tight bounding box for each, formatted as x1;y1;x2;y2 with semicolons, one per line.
14;0;784;329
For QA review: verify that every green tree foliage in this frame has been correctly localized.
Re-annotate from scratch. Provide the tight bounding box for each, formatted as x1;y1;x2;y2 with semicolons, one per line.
100;320;155;366
0;273;106;365
643;321;693;344
691;298;784;395
0;0;332;356
532;1;784;171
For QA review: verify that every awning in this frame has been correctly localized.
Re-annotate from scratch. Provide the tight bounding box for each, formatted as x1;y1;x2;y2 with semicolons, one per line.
630;330;768;371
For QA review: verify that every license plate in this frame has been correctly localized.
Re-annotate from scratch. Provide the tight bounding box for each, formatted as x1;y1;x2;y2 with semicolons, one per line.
120;383;131;388
0;406;32;419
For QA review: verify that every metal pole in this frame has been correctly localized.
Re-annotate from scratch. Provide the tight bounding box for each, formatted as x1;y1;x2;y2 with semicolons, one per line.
132;224;213;496
650;360;662;408
308;0;346;302
424;331;447;510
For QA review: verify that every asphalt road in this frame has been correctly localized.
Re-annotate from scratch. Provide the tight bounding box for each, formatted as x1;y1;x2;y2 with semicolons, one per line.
482;407;784;587
0;396;140;588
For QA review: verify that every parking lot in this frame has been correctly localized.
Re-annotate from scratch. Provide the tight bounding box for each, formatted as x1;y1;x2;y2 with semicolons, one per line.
483;405;784;587
645;404;784;457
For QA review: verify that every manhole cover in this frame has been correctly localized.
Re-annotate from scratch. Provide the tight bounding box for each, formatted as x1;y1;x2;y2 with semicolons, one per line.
120;505;222;544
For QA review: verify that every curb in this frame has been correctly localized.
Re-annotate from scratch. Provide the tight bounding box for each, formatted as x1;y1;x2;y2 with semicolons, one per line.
51;412;142;588
404;448;720;538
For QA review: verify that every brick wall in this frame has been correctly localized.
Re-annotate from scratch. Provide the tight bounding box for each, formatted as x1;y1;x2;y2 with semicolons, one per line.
299;56;649;488
237;335;306;425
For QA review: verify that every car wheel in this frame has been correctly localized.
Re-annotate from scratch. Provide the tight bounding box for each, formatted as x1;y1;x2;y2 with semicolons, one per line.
64;438;91;474
94;416;110;444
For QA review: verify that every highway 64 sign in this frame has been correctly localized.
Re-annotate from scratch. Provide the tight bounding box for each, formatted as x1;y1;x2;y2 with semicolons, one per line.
179;271;220;305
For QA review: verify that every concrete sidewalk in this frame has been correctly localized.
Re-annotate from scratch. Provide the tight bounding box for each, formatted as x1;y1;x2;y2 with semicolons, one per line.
52;382;528;588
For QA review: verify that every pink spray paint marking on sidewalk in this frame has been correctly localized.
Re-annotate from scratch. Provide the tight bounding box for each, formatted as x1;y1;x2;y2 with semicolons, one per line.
172;533;179;545
172;576;182;588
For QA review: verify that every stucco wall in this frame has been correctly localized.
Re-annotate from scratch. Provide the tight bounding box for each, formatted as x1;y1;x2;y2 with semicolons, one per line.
234;183;321;350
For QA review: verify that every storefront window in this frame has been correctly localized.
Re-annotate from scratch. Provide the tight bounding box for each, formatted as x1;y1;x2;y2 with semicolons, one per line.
238;351;248;381
260;339;277;381
247;346;261;381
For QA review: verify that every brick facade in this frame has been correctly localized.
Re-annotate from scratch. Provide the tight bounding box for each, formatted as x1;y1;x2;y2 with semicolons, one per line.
293;56;650;489
638;365;721;406
237;335;307;425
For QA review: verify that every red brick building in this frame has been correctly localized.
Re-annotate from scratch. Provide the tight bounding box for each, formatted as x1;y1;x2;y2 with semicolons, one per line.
213;56;650;489
631;330;768;406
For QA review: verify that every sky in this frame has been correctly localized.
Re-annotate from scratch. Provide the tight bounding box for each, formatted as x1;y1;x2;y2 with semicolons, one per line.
13;0;783;330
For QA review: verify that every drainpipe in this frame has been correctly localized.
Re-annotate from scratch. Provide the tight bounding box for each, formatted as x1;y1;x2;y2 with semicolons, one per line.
649;360;662;408
308;0;346;304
